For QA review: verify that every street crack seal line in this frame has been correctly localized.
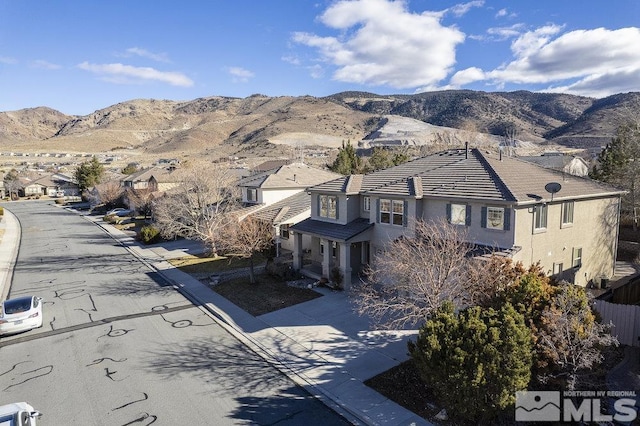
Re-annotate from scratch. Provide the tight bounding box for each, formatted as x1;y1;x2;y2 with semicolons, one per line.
0;304;194;348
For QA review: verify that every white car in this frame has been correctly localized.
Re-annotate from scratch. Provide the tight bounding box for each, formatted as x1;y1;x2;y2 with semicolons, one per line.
0;402;42;425
106;208;127;216
0;296;43;336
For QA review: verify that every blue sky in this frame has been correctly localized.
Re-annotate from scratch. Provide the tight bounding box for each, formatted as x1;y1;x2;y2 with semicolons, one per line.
1;0;639;115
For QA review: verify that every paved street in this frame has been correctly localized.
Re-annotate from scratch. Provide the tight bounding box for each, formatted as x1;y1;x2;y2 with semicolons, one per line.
0;201;350;425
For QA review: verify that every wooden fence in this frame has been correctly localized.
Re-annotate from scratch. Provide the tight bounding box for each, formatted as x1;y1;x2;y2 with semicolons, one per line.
593;300;640;347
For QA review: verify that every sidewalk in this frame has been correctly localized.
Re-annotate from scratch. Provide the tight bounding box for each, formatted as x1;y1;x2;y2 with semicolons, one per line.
0;209;21;302
81;213;431;425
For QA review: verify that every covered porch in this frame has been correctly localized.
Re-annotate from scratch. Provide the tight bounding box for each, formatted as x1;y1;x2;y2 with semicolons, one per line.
289;218;373;290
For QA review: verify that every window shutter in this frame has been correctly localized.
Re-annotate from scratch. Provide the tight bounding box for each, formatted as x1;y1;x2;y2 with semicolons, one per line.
316;195;320;217
465;205;472;226
403;200;408;227
376;198;380;223
335;197;339;220
446;203;451;223
481;206;487;228
504;208;511;230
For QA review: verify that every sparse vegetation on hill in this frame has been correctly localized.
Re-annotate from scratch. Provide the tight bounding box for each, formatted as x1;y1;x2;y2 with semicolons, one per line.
1;90;638;161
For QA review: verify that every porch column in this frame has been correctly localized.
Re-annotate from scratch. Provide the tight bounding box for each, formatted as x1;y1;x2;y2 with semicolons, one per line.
339;241;352;290
321;238;331;279
292;231;303;270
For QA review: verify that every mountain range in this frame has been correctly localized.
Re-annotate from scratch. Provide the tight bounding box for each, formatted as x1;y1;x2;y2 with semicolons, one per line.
1;90;639;161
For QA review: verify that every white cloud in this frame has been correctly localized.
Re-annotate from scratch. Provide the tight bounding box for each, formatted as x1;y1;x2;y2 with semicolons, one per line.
450;67;485;86
292;0;465;89
308;64;324;79
0;56;17;65
227;66;255;83
464;26;640;97
123;47;170;63
482;23;526;41
446;1;484;18
281;55;301;66
31;60;61;70
490;27;640;82
77;62;194;87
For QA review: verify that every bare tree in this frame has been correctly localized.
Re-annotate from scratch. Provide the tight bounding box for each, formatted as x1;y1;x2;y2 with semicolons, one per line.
152;161;239;255
537;282;618;390
220;216;274;284
126;188;154;218
98;180;124;208
353;217;476;329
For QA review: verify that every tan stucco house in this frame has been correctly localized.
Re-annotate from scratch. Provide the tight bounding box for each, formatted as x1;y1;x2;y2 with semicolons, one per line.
238;162;341;254
290;148;625;290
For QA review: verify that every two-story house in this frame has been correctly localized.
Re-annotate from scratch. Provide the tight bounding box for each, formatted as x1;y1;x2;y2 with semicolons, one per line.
121;166;178;192
238;162;342;254
290;148;625;290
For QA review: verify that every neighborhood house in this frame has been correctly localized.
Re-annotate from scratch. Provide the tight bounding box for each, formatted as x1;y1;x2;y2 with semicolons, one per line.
290;148;625;289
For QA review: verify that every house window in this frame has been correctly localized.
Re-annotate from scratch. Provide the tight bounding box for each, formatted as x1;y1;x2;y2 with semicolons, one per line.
247;188;257;202
363;196;370;212
553;262;563;275
450;203;467;226
319;195;337;219
280;224;289;240
572;248;582;268
562;201;574;225
380;199;404;226
534;204;548;230
486;207;505;230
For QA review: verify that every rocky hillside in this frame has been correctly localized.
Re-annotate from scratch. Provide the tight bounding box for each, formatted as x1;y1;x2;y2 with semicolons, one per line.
1;90;638;159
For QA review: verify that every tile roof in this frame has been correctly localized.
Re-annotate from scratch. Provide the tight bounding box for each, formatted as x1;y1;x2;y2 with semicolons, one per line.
238;163;341;189
122;166;176;183
250;191;312;225
290;217;373;242
308;148;624;204
251;159;291;173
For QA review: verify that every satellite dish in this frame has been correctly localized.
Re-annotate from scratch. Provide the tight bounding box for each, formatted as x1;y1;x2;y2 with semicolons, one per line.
544;182;562;201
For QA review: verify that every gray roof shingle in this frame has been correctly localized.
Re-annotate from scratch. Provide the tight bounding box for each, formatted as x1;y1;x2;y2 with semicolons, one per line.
250;191;311;225
308;148;624;204
290;217;373;242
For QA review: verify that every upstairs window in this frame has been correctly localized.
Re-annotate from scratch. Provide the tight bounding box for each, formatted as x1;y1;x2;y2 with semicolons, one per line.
562;201;574;225
380;199;404;226
247;188;257;202
486;207;505;230
319;195;337;219
534;204;548;230
363;196;371;212
448;203;470;226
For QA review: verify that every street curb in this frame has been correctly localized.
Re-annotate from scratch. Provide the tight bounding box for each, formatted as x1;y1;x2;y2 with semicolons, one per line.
0;208;21;302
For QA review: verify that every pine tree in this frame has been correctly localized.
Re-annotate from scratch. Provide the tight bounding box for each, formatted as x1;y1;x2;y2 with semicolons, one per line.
329;140;364;175
590;122;640;229
408;302;533;422
74;157;105;191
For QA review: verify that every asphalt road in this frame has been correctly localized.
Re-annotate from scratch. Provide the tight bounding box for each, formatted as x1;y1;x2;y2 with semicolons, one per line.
0;200;350;425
